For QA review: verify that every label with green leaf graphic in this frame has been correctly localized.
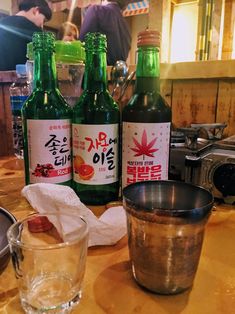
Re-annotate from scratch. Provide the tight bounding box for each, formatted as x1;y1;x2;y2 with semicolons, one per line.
122;122;170;188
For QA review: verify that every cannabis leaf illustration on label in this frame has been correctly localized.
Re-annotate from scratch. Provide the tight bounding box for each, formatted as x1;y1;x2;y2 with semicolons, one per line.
131;130;158;159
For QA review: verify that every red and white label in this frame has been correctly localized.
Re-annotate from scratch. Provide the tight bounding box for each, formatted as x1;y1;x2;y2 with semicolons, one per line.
27;119;72;183
122;122;170;188
72;124;119;185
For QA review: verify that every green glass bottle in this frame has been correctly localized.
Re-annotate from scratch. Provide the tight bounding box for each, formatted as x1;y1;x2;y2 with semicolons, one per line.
22;32;72;186
72;33;120;205
122;30;172;188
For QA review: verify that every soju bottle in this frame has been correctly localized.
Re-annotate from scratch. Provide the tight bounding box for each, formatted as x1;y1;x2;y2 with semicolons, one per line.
72;33;119;205
122;30;172;188
22;32;72;186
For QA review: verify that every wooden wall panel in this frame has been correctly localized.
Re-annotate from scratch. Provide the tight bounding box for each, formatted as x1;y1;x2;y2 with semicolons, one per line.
217;80;235;137
222;0;235;59
160;79;172;107
0;83;13;156
171;79;218;128
3;84;13;155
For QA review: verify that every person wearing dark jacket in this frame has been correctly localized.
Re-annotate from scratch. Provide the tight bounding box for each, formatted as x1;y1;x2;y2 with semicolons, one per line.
79;0;131;66
0;0;52;71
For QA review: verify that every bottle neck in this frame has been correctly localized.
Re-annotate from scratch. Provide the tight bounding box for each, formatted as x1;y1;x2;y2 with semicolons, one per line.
83;50;107;92
135;46;160;93
33;49;57;90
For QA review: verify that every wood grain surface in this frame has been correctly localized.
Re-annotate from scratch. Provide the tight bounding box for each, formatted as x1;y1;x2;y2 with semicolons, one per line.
0;157;234;314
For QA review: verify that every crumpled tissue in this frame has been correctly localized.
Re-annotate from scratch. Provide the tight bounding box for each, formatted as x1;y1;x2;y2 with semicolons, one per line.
21;183;127;247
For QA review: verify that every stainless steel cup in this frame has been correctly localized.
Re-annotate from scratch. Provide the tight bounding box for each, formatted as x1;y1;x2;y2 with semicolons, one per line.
123;180;214;295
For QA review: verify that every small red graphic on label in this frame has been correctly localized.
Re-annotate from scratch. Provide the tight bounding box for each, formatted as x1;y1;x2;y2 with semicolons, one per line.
74;154;95;180
32;163;54;177
74;155;85;173
77;164;94;180
131;130;158;158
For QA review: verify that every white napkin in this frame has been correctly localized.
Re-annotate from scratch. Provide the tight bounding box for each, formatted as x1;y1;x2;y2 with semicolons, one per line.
21;183;127;247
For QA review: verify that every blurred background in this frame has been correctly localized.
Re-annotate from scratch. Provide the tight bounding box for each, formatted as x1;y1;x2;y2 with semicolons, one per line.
1;0;235;64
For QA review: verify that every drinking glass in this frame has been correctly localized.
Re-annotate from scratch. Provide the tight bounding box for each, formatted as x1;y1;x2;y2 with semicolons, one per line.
7;212;88;313
123;180;214;294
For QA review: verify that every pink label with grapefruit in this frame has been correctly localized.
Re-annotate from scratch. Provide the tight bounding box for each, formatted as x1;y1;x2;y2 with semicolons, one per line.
72;124;119;185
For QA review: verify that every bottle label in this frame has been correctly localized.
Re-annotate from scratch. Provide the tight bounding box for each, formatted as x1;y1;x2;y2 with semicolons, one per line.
122;122;171;188
27;119;72;183
72;124;119;185
10;95;28;112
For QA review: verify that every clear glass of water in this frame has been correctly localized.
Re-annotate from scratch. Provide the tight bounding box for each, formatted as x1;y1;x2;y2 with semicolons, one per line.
7;212;88;313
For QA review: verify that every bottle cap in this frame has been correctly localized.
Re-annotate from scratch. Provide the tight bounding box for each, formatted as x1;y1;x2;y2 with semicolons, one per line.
137;29;161;47
55;40;85;64
32;31;55;51
85;32;107;52
16;64;27;75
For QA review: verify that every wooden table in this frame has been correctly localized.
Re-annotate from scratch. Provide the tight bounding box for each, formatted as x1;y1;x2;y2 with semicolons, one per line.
0;157;235;314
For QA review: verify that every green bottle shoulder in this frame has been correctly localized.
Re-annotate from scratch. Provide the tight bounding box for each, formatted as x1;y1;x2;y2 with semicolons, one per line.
122;91;171;122
22;89;72;119
123;91;171;110
72;90;120;124
73;90;119;110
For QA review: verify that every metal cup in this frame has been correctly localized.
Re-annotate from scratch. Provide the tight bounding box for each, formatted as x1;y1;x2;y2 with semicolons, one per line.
123;180;214;295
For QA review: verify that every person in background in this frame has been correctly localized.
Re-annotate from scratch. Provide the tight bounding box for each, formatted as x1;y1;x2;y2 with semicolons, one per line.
57;21;79;42
0;0;52;71
79;0;131;66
